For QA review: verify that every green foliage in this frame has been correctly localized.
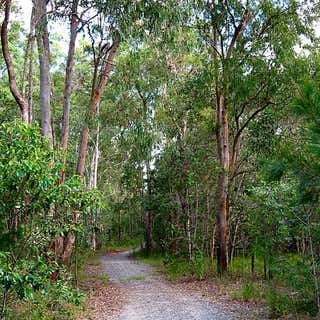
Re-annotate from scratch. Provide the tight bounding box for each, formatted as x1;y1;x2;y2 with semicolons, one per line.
0;121;92;318
135;250;213;281
106;237;143;252
233;282;263;302
0;253;84;319
247;111;279;156
194;251;205;280
266;289;292;317
0;121;60;208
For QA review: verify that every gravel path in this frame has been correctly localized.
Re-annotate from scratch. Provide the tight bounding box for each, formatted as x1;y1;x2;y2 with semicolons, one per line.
100;250;238;320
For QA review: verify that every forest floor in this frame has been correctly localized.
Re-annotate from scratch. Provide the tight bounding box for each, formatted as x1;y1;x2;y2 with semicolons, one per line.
78;249;268;320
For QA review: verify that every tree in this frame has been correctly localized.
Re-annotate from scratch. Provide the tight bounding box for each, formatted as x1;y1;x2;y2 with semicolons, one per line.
60;0;80;181
1;0;30;122
190;0;307;273
34;0;53;144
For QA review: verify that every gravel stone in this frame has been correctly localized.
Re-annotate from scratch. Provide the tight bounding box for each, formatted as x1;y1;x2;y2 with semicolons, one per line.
100;250;238;320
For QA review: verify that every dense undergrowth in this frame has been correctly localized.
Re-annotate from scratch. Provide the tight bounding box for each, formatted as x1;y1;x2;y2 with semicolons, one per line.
0;251;86;319
0;122;97;320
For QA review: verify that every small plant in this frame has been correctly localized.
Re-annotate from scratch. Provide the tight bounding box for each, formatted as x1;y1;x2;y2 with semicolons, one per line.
96;274;109;283
266;289;291;317
88;258;101;267
233;281;262;301
194;251;205;280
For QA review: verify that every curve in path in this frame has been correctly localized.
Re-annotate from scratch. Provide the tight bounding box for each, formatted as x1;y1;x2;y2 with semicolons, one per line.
100;250;237;320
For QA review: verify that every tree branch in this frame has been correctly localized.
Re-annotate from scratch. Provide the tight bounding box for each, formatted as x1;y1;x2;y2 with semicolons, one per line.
226;9;249;59
225;0;237;30
230;99;273;173
236;82;268;123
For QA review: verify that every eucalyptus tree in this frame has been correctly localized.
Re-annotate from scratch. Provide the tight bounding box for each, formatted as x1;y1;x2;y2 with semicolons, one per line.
1;0;30;123
188;0;311;273
75;0;182;179
72;0;183;254
33;0;53;144
151;31;217;259
59;0;80;178
0;5;27;122
103;27;218;258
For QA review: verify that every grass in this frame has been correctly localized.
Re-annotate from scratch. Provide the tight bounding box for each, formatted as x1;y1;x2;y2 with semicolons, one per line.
133;253;164;268
77;252;102;282
7;286;84;320
232;281;265;301
87;256;102;266
126;275;146;281
135;252;267;281
132;250;211;281
133;251;307;282
96;274;109;283
105;237;144;252
228;255;265;278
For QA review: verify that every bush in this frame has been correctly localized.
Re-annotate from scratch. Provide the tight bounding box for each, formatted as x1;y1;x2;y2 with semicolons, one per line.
0;121;89;319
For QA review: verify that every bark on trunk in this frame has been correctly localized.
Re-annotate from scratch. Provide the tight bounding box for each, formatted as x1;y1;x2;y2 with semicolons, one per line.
230;217;240;263
27;7;36;123
145;161;154;255
88;122;99;189
60;211;79;268
118;209;122;242
61;232;76;267
91;230;96;251
215;94;230;274
145;210;154;255
60;0;79;182
211;9;249;274
54;0;80;267
1;0;30;122
88;113;99;250
76;38;120;177
35;0;52;144
186;214;192;261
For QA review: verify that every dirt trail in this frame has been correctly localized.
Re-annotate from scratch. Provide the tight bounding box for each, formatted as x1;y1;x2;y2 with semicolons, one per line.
100;250;238;320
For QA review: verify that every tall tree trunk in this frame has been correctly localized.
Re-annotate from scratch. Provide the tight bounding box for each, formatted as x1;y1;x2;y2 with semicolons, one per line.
118;209;122;242
230;217;240;263
145;160;154;255
1;0;30;122
61;211;79;266
76;38;120;177
186;214;192;261
88;109;100;250
185;189;193;261
88;121;99;189
215;94;230;274
52;0;80;267
35;0;52;144
211;10;249;274
60;0;79;182
145;210;153;255
27;7;36;123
